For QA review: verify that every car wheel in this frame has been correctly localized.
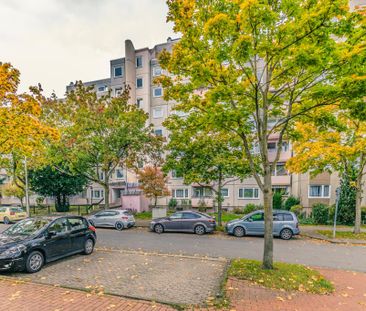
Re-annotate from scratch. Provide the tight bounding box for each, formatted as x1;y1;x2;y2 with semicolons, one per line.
26;251;44;273
115;222;124;231
233;226;245;237
83;238;94;255
280;228;293;240
194;225;206;235
154;224;164;234
3;217;10;225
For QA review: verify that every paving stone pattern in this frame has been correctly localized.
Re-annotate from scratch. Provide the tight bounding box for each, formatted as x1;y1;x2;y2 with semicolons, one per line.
13;250;227;305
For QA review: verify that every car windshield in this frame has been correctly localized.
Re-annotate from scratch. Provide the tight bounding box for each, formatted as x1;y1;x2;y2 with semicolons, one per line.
3;218;51;236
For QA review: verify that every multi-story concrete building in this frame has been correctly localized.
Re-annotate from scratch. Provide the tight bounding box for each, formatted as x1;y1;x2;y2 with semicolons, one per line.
63;37;356;213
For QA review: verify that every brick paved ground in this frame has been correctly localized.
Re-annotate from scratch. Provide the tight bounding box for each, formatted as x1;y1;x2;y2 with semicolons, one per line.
10;249;227;305
0;277;174;311
227;268;366;311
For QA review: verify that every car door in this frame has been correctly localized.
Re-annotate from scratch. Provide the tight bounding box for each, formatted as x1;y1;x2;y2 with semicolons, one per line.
181;212;201;231
44;218;72;260
0;207;6;221
68;217;89;251
273;213;282;235
92;211;108;226
245;212;264;235
105;211;119;227
164;212;184;231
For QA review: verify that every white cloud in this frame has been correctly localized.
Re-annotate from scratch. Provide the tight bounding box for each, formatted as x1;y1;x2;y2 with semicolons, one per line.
0;0;175;97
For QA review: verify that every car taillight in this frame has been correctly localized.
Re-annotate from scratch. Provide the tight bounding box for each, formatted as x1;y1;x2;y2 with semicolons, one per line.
88;225;96;232
208;219;215;223
122;216;129;220
296;222;299;228
10;212;15;216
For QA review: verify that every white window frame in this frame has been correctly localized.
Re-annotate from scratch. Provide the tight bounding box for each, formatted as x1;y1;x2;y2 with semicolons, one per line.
97;85;107;93
308;185;331;198
154;128;163;136
136;98;143;109
153;87;163;98
221;188;229;198
92;189;104;199
116;169;124;180
136;77;143;89
115;88;123;96
172;189;189;198
114;66;123;78
238;188;260;199
153;66;162;76
152;107;164;118
136;56;143;68
273;163;288;176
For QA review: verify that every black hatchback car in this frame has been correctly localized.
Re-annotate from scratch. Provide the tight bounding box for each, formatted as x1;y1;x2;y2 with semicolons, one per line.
0;216;96;273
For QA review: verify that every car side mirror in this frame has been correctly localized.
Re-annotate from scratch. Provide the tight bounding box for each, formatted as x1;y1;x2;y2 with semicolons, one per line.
47;231;57;238
247;218;253;222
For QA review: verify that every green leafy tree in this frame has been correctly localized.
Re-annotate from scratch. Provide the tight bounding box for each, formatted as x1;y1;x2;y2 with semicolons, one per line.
158;0;362;268
29;165;88;212
164;121;250;226
49;83;152;209
2;183;25;207
338;169;357;225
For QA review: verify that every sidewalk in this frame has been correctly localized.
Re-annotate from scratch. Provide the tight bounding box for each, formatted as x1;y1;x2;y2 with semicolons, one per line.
0;277;174;311
227;268;366;311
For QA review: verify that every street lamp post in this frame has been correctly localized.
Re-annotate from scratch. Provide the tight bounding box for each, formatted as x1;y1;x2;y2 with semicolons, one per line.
333;187;341;239
24;156;30;217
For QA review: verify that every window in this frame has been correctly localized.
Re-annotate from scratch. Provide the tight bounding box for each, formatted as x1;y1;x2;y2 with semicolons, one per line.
115;88;123;96
92;189;104;199
136;98;143;108
183;212;200;219
282;142;289;152
68;218;87;231
99;171;104;181
136;78;143;88
308;185;330;198
48;218;70;234
193;187;212;198
154;129;163;136
267;142;276;151
116;169;124;179
273;163;287;176
272;186;289;195
152;107;164;118
247;212;264;222
171;170;183;178
238;188;259;199
97;85;107;92
153;87;163;97
172;189;189;198
114;66;123;77
221;188;229;198
136;56;143;68
153;66;162;76
274;213;294;221
170;212;184;219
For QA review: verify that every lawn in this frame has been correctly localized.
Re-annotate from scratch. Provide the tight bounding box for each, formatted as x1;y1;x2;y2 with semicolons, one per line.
317;230;366;240
228;259;334;294
209;212;243;223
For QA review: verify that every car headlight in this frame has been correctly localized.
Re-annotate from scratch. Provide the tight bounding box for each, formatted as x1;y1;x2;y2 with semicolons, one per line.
0;244;27;259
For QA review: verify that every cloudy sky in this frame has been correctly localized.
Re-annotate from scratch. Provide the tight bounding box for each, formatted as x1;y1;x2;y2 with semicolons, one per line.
0;0;175;97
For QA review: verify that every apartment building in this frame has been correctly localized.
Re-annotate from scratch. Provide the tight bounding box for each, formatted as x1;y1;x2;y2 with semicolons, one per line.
65;36;357;212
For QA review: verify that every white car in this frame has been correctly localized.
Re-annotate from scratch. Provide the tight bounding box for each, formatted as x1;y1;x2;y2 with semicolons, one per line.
88;209;135;231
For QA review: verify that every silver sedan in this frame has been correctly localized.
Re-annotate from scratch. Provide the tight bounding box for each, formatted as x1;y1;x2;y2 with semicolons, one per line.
88;209;135;231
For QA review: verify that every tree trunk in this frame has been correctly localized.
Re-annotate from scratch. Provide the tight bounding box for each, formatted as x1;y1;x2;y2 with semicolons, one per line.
217;172;223;227
262;169;273;270
103;171;110;209
154;196;157;208
354;173;362;234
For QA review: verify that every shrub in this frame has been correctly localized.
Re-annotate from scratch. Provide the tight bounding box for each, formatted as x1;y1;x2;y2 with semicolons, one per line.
232;207;244;214
284;196;300;211
290;205;303;216
312;203;329;225
168;198;178;209
272;191;283;210
243;203;259;215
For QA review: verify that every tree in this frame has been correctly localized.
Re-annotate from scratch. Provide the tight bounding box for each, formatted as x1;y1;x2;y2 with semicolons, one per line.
2;183;25;207
158;0;362;268
49;83;153;209
287;110;366;233
137;166;170;207
29;165;88;212
164;117;250;226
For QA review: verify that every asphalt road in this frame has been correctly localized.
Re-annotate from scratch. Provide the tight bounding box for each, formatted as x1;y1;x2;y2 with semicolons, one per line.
1;224;365;272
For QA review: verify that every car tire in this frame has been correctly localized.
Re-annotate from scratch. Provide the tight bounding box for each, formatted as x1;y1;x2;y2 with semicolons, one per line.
3;217;10;224
280;228;293;240
26;251;44;273
194;225;206;235
154;224;164;234
115;222;124;231
83;238;94;255
233;226;245;237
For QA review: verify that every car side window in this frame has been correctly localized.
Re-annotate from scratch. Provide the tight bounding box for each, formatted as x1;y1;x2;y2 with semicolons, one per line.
48;218;70;234
170;213;183;219
282;213;293;221
273;214;283;221
248;213;264;222
0;207;6;212
68;218;87;231
182;213;200;219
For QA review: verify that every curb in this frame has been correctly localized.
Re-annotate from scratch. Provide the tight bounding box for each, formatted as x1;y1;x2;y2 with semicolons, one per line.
301;232;366;246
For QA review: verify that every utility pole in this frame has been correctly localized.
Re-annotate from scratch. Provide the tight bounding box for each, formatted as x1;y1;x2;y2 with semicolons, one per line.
24;156;30;217
332;187;341;239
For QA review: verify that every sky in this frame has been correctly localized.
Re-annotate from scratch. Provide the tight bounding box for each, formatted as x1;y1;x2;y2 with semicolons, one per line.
0;0;175;97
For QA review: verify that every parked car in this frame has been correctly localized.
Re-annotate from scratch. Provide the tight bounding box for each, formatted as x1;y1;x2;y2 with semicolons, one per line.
150;211;216;235
0;206;27;224
0;216;96;273
225;210;299;240
88;209;135;231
